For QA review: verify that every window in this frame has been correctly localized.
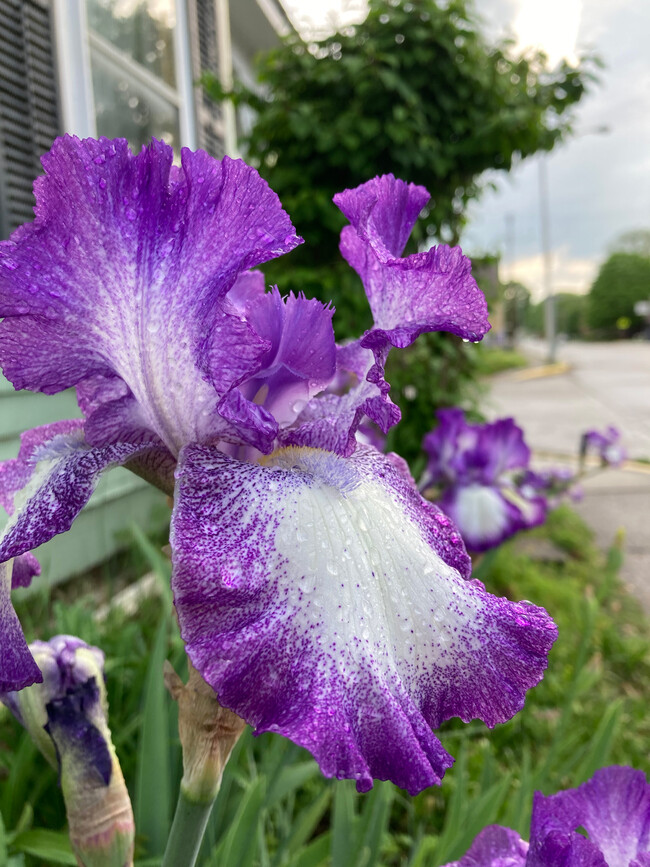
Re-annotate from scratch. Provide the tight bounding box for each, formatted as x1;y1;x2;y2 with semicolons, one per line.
86;0;182;153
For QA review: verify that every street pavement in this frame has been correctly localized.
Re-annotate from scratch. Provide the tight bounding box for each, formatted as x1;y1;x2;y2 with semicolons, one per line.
484;339;650;610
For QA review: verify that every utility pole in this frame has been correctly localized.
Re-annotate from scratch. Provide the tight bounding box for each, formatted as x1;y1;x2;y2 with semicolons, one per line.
538;157;556;363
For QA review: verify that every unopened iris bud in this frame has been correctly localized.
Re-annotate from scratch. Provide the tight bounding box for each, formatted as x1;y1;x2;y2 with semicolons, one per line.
0;636;134;867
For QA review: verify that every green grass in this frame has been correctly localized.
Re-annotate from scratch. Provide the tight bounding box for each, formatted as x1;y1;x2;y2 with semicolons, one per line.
2;506;649;865
472;346;529;377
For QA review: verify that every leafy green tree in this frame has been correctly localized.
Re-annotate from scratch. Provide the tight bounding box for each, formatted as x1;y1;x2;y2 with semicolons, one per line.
588;253;650;336
204;0;596;325
526;292;587;338
203;0;597;458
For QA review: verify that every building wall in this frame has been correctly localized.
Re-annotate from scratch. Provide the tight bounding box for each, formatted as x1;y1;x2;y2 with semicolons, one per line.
0;0;286;587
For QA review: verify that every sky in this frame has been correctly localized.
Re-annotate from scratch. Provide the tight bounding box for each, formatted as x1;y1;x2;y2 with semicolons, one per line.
279;0;650;299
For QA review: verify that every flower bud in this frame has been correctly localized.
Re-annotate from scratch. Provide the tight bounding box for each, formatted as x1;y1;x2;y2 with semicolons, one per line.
0;636;134;867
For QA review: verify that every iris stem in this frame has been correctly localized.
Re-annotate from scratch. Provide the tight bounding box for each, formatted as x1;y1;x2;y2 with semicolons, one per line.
162;788;216;867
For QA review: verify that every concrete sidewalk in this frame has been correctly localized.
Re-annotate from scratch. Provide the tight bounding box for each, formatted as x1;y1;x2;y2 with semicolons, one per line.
483;340;650;611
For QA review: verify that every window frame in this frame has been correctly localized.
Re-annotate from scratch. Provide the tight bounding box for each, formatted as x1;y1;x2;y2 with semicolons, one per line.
53;0;197;149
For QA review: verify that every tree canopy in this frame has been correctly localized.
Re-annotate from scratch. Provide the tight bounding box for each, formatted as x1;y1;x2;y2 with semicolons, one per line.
206;0;597;299
588;252;650;335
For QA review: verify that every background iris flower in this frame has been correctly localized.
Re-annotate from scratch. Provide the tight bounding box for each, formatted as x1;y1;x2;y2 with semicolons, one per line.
444;765;650;866
0;137;556;794
421;410;548;553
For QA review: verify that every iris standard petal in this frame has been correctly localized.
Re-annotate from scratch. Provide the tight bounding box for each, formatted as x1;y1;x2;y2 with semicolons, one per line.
171;444;556;794
0;136;302;454
341;233;491;347
528;767;650;867
335;174;489;345
443;825;529;867
226;282;336;427
0;559;42;691
333;174;430;260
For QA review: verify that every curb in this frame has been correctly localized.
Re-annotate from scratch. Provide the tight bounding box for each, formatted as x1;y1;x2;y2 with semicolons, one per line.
511;361;572;381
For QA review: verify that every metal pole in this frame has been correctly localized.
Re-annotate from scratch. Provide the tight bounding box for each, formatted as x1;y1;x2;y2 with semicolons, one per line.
216;0;238;157
538;156;556;363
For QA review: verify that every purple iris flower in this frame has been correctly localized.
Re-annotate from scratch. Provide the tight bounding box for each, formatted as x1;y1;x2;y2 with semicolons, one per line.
444;766;650;866
0;136;557;794
582;426;627;468
422;410;548;553
520;466;581;509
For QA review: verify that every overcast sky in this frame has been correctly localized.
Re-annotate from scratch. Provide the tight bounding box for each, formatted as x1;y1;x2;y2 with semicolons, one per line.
280;0;650;298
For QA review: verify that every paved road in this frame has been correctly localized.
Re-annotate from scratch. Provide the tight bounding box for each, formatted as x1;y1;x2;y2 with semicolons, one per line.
484;339;650;611
486;339;650;460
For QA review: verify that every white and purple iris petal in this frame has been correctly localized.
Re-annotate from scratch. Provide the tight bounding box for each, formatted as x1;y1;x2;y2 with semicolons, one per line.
423;411;547;552
583;426;626;468
0;137;557;791
528;766;650;867
171;443;556;794
0;136;302;455
0;421;154;690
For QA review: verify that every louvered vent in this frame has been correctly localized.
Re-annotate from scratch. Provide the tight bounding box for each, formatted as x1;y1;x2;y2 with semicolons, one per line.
0;0;60;239
187;0;225;158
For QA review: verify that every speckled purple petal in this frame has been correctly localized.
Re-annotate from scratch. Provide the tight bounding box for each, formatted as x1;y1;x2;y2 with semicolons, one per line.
439;484;547;553
0;559;42;691
334;175;489;352
223;280;336;428
443;825;528;867
0;419;84;513
171;443;556;794
528;767;650;867
333;174;430;260
11;553;40;589
0;136;302;454
281;341;400;456
0;425;153;563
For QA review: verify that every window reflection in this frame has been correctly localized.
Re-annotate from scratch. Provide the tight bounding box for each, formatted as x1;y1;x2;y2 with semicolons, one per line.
91;50;180;153
87;0;177;88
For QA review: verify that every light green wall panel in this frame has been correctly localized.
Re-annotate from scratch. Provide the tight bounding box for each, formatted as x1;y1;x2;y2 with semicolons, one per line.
1;377;169;588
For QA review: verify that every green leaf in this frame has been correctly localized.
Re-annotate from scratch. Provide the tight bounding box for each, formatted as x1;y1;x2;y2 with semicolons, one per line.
207;777;267;867
288;831;331;867
331;782;357;867
11;829;76;865
265;761;320;809
134;615;174;857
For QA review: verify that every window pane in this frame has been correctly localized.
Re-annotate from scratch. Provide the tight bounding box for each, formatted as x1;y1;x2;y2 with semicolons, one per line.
86;0;177;88
91;49;180;153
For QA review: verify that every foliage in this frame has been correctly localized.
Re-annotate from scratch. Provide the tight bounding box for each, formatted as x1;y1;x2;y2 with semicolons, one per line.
608;228;650;258
526;291;587;338
587;252;650;336
201;0;597;455
3;506;649;865
384;333;483;471
208;0;596;257
472;345;529;376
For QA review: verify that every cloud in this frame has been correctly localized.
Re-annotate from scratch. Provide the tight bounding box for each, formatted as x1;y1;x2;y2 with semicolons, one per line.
506;248;599;301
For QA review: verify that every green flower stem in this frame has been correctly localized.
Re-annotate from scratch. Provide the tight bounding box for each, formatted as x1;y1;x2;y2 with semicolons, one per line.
162;788;216;867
